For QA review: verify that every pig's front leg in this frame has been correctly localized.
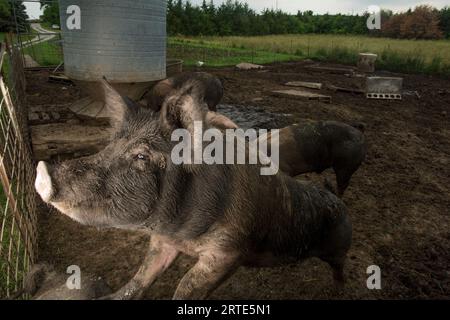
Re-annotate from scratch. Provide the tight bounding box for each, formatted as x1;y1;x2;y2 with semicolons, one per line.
173;251;240;300
102;237;179;300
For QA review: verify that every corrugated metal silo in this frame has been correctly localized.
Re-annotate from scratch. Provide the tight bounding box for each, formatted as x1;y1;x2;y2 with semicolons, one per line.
59;0;167;82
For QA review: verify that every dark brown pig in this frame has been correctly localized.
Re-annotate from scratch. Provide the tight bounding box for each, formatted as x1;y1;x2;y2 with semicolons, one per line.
16;264;111;300
143;72;224;112
34;79;352;300
259;121;367;196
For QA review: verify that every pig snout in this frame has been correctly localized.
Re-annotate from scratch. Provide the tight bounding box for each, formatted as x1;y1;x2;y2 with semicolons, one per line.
35;161;54;202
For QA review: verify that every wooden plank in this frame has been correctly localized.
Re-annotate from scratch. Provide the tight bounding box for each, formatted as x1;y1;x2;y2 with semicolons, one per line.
236;62;264;70
48;74;72;84
31;123;112;160
285;81;323;90
327;85;365;94
271;89;331;103
305;65;354;74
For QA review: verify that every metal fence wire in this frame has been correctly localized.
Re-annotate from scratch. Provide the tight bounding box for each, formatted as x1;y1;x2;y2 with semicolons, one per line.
0;37;37;299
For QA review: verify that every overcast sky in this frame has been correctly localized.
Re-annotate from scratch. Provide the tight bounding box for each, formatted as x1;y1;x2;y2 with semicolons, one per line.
25;0;450;19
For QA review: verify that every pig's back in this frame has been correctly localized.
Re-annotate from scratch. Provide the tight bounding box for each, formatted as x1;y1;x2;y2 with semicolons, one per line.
264;178;348;261
286;123;332;173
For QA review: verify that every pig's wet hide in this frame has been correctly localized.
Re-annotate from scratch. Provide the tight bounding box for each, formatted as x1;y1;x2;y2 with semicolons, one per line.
216;104;292;130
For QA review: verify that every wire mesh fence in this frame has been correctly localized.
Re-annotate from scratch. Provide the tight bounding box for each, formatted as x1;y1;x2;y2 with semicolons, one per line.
0;37;37;299
18;31;64;68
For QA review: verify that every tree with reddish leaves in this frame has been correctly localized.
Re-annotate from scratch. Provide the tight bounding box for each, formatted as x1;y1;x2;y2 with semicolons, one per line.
400;5;443;39
381;13;406;38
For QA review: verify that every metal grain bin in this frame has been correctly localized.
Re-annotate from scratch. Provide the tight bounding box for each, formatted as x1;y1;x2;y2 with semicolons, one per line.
59;0;167;83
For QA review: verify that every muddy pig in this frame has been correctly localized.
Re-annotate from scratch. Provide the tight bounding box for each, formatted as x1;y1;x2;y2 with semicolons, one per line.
258;121;366;196
141;72;236;131
143;72;224;112
13;263;111;300
34;79;352;300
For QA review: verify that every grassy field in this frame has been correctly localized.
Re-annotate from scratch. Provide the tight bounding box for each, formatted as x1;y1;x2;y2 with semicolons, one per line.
168;38;300;67
171;34;450;76
14;33;450;77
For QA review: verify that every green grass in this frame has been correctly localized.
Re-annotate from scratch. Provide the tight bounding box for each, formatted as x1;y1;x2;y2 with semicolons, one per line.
168;38;301;67
22;37;63;66
0;33;33;44
40;22;61;33
170;35;450;77
16;33;450;76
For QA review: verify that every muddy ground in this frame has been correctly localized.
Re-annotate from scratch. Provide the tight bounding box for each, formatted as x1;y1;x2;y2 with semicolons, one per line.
26;60;450;299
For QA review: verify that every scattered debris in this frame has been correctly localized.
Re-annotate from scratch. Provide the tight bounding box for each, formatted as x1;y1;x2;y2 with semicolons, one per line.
403;90;421;99
52;62;64;74
305;65;354;75
271;89;331;103
28;112;40;122
415;91;421;99
357;53;377;73
366;77;403;100
285;81;323;90
236;62;264;70
28;110;65;125
327;85;365;94
48;74;72;84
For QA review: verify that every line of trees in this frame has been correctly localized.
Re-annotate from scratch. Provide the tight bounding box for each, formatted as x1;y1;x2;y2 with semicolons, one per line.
11;0;450;40
168;0;450;39
168;0;368;36
0;0;29;32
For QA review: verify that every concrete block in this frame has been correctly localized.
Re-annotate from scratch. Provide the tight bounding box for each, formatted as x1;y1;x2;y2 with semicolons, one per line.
357;53;378;73
366;77;403;100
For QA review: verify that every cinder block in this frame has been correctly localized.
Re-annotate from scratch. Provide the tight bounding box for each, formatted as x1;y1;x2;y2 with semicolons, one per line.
366;77;403;100
357;53;378;73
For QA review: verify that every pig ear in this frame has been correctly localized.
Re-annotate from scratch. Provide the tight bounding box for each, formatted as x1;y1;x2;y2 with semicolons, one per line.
159;82;209;135
205;111;238;131
101;77;134;127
